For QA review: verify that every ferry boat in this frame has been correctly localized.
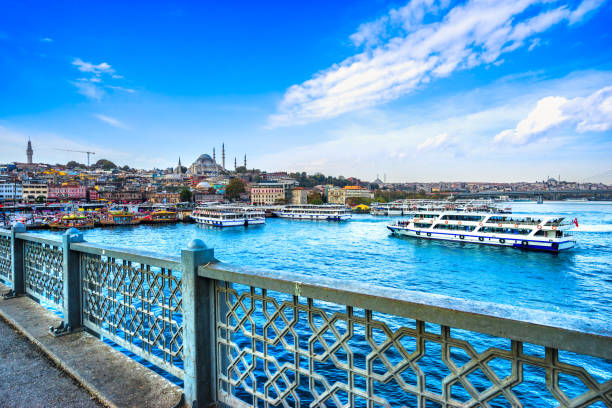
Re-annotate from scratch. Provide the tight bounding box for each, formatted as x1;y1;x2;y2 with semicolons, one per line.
387;211;576;252
274;205;351;221
190;206;265;227
142;210;177;223
371;199;505;216
99;211;141;226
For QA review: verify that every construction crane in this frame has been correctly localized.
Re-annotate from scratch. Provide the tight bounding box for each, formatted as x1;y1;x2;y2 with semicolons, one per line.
54;148;96;166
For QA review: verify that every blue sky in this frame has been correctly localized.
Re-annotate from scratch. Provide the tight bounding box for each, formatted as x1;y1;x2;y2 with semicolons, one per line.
1;0;611;182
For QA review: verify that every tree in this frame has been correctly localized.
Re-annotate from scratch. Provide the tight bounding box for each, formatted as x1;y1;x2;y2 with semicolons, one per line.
66;160;86;169
35;196;45;203
346;196;372;206
207;186;217;195
225;178;246;201
180;188;192;202
94;159;117;170
307;191;324;204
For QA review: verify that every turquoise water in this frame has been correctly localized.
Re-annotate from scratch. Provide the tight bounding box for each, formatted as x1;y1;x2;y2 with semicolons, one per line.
39;201;612;322
33;201;612;405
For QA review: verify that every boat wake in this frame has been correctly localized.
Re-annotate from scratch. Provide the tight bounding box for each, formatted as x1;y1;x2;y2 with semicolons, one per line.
571;224;612;232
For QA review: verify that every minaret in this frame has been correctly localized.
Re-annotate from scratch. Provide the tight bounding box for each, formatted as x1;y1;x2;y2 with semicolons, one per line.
234;157;237;170
26;139;33;164
177;157;182;174
222;143;225;170
244;154;247;168
213;147;216;163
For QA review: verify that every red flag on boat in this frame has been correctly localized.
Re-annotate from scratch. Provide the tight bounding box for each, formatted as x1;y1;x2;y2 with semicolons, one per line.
573;217;579;227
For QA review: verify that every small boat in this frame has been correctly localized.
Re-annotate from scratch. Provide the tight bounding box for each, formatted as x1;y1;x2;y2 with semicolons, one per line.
99;211;141;226
142;210;177;223
387;211;576;253
49;214;96;229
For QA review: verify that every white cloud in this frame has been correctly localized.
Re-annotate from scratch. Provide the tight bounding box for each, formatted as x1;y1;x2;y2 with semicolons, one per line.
494;86;612;144
528;38;541;51
93;114;130;130
105;85;136;93
40;37;53;42
72;58;114;76
417;133;450;151
71;58;135;100
72;81;104;101
269;0;606;127
569;0;606;24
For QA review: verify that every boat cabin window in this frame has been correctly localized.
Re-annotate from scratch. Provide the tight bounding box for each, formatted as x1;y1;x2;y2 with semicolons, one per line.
414;223;431;228
433;224;477;232
440;214;483;221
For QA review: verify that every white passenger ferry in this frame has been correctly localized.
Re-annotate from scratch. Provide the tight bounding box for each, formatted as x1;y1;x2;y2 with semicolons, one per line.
274;205;352;221
190;206;265;227
387;212;576;252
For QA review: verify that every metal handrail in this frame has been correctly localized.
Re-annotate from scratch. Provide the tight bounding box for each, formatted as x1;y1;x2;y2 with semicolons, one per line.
199;262;612;360
15;232;61;247
71;241;181;270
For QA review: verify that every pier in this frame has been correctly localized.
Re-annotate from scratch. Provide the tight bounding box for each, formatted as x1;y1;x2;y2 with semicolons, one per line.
0;224;610;407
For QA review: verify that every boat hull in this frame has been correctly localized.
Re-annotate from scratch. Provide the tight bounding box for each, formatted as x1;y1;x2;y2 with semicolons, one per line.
275;213;352;221
192;217;265;227
387;226;575;252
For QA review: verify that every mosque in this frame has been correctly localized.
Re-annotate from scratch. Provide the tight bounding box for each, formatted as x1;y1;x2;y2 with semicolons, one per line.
175;144;247;176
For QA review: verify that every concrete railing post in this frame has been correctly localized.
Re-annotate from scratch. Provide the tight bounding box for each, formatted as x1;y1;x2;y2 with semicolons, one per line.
4;222;26;298
51;228;85;336
182;239;216;407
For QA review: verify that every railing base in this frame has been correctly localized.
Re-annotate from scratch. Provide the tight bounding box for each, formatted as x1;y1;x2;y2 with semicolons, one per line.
49;321;84;337
1;289;19;300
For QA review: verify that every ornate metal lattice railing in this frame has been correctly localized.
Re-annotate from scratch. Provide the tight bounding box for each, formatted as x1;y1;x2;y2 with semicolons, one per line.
74;242;185;379
201;265;612;408
21;234;64;306
0;230;11;285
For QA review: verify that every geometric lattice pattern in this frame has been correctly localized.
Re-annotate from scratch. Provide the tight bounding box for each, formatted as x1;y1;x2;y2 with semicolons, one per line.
81;253;184;379
23;240;63;306
215;283;612;408
0;234;11;285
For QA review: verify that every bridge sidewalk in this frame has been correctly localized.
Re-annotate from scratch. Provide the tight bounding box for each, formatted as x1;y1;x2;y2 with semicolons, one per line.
0;283;183;408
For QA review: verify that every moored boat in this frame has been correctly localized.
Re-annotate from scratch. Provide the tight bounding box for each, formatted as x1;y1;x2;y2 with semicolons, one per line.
100;211;141;226
274;204;351;221
49;213;96;229
387;211;576;252
142;210;177;223
190;206;265;227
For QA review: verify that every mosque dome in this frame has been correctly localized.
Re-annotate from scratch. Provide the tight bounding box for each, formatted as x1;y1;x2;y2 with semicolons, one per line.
196;181;211;189
195;154;214;165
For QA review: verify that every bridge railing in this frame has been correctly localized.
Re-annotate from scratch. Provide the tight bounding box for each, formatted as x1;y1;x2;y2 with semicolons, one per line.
1;224;611;408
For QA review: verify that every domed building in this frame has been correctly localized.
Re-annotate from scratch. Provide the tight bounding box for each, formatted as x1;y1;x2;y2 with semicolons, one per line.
189;153;219;175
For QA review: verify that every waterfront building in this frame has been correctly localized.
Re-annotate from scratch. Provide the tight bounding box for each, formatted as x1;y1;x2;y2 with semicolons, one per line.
291;187;308;204
88;189;99;201
328;185;374;204
0;182;22;202
99;190;144;203
148;192;181;204
48;184;86;201
250;180;296;205
21;183;48;202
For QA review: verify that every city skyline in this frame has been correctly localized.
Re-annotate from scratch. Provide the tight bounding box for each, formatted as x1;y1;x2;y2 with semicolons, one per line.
1;1;612;182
